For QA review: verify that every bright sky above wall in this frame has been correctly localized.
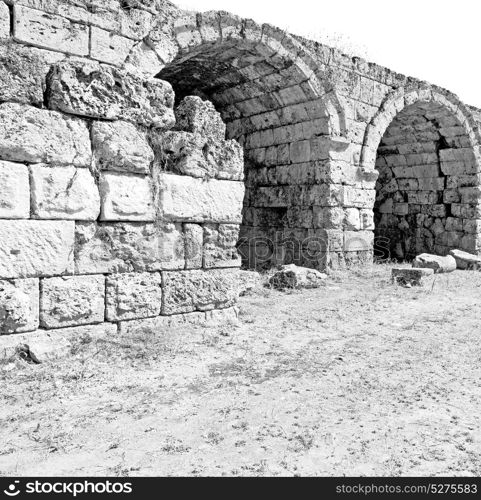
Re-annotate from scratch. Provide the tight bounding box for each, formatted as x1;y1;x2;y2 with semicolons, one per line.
173;0;481;109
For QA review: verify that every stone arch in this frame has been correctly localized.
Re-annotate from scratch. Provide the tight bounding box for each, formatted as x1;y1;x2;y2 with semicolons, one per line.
360;86;481;259
151;11;346;269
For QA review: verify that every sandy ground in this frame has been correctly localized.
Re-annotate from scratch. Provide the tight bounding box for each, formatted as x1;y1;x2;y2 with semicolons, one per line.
1;263;481;477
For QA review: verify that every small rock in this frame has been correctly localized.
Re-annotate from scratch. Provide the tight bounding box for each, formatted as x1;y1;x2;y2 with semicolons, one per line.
449;249;481;270
392;267;435;287
269;264;327;290
412;253;456;274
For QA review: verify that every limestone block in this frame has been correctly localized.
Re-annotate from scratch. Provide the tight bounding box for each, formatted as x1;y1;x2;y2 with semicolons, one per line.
392;268;435;287
92;121;154;175
106;272;162;321
90;26;136;66
449;249;481;270
269;264;327;290
120;9;154;40
203;224;241;269
30;165;100;220
342;187;376;209
13;5;89;56
344;231;374;252
343;209;361;230
174;96;226;142
0;3;8;39
100;173;155;222
124;41;164;78
0;220;74;279
0;103;91;166
75;222;185;274
40;275;105;328
158;173;244;224
162;269;239;315
0;161;30;219
412;253;457;274
0;323;117;362
0;279;39;334
47;62;175;128
185;223;203;269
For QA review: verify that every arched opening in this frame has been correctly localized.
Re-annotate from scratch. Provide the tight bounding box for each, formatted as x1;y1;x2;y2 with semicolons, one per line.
368;93;481;261
156;23;337;270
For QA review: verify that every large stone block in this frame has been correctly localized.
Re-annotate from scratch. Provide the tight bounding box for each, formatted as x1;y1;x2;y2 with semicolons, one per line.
162;269;239;315
106;272;162;321
0;220;74;279
40;275;105;328
449;249;481;270
203;224;241;269
30;165;100;220
75;222;185;274
0;278;39;334
0;103;91;166
90;26;136;66
13;5;89;56
0;161;30;219
47;62;175;128
100;172;155;222
92;120;154;175
0;2;8;39
184;223;203;269
412;253;457;274
158;173;244;223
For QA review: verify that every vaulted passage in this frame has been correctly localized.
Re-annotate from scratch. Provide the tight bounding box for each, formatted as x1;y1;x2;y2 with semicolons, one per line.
158;39;334;270
373;100;479;260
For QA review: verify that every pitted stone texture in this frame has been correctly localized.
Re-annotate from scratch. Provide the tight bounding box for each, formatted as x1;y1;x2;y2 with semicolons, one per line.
449;249;481;270
90;26;136;66
47;62;175;128
0;161;30;219
0;220;74;279
184;223;203;269
0;323;117;362
75;222;185;274
0;103;91;166
412;254;457;274
106;272;162;321
269;264;327;290
203;224;241;269
92;121;154;175
30;165;100;220
40;275;105;329
162;269;239;315
0;3;8;39
13;5;89;56
174;96;226;142
157;131;244;180
0;279;39;334
392;268;435;287
158;173;244;224
100;172;155;222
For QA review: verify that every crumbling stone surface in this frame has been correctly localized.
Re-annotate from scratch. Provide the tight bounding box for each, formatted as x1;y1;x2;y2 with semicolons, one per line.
0;279;39;334
449;249;481;270
0;161;30;219
392;268;435;287
412;254;457;274
269;264;328;290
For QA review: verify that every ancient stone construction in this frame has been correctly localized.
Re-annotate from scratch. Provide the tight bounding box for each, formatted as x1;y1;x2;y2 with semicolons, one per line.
1;0;481;351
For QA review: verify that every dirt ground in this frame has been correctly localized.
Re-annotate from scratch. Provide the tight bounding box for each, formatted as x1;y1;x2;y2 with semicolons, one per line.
1;263;481;477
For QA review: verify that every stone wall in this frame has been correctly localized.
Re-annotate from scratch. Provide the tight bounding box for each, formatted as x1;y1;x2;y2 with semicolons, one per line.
1;0;481;352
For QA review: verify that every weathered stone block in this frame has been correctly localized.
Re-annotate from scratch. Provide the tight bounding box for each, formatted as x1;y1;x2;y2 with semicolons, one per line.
90;26;136;66
174;96;226;142
162;269;239;315
106;272;162;321
412;253;457;274
449;249;481;270
30;165;100;220
392;267;434;287
0;2;8;39
0;161;30;219
203;224;241;269
40;275;105;329
0;278;39;334
185;223;203;269
92;120;154;175
0;220;74;279
47;62;175;128
100;172;155;222
75;222;184;274
0;103;91;166
158;173;244;224
269;264;327;290
344;231;374;252
13;5;89;56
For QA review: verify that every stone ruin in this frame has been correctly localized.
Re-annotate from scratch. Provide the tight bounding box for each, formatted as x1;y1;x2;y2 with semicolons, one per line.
1;0;481;355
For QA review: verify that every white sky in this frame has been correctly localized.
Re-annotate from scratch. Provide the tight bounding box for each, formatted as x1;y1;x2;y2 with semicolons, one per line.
173;0;481;109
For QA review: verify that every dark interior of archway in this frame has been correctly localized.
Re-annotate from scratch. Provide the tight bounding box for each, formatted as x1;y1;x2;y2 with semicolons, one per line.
373;100;476;261
157;41;331;269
